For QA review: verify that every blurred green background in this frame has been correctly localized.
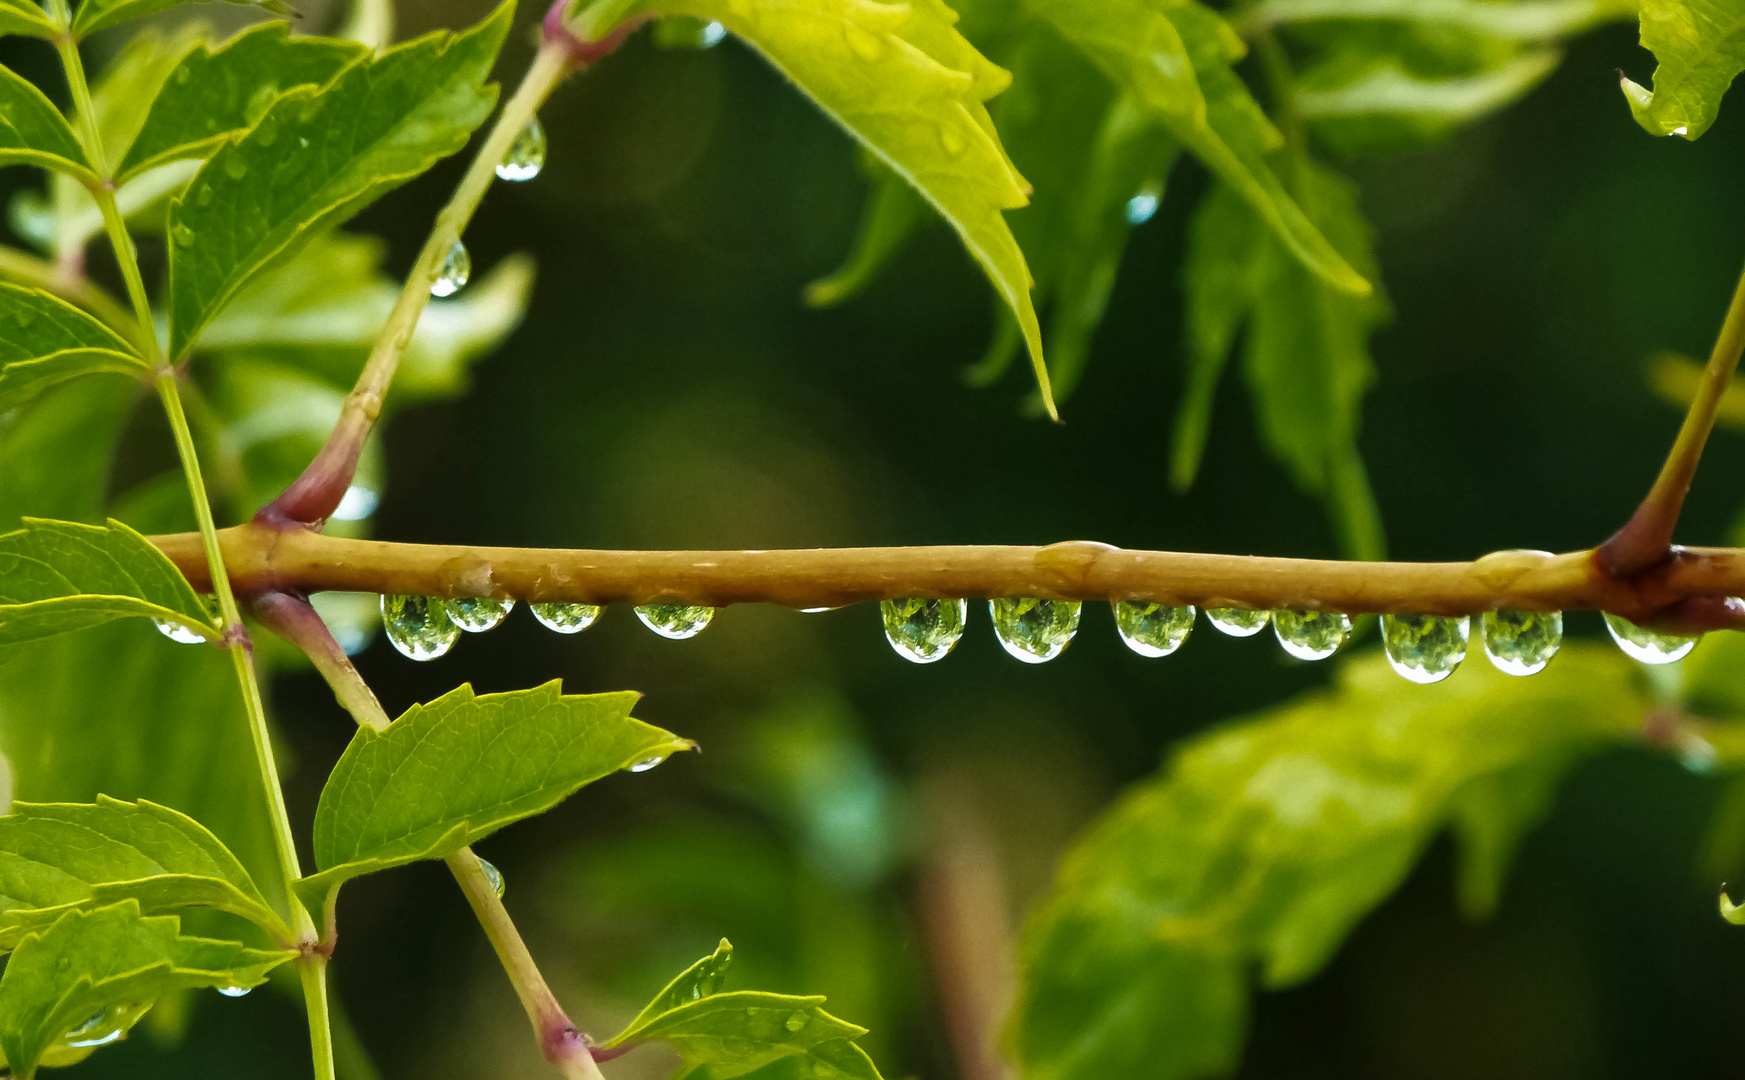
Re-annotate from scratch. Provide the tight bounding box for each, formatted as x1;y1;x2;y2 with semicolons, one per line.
8;0;1745;1077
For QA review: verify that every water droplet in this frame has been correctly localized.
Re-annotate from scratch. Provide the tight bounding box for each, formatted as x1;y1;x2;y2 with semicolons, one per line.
939;125;966;155
243;83;277;123
531;602;603;633
1272;610;1351;661
881;598;967;663
478;857;506;898
700;20;726;45
1205;607;1270;637
195;183;213;207
381;595;460;661
64;1007;123;1048
1603;612;1699;664
630;755;666;772
784;1011;807;1032
430;239;470;297
255;117;278;146
496;117;546;181
1480;609;1561;676
172;223;196;247
635;603;715;639
216;984;251;998
1112;600;1194;657
331;484;378;521
154;618;206;644
989;597;1080;663
844;23;884;61
1673;125;1689;136
297;136;309;149
1125;184;1161;225
223;154;248;180
1381;614;1470;684
173;66;192;85
447;597;514;633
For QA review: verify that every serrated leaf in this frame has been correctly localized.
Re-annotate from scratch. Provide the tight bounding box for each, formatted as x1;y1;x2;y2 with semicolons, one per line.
620;938;736;1034
1723;889;1745;924
804;164;926;308
0;900;294;1077
1011;645;1647;1080
117;22;369;182
609;0;1059;418
0;517;216;647
0;282;147;413
0;0;59;39
300;681;694;901
1621;0;1745;138
71;0;290;38
1025;0;1370;296
165;2;513;359
606;990;880;1079
0;797;287;950
0;64;95;182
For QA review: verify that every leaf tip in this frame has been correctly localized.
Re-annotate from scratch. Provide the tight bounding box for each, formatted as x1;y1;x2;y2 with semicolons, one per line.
1721;888;1745;925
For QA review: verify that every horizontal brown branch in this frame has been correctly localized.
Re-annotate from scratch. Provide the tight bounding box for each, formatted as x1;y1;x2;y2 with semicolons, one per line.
146;526;1745;622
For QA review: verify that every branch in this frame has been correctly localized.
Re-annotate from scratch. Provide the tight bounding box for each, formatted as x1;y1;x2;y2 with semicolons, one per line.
150;525;1745;630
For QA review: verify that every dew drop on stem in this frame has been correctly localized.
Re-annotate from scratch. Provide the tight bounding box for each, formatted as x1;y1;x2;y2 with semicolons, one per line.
881;598;967;663
430;239;470;297
635;603;715;639
496;117;546;181
531;602;602;633
381;595;461;660
216;984;252;998
1481;609;1561;675
1205;607;1270;637
1112;600;1194;657
477;856;506;899
154;619;206;644
447;597;514;633
1603;612;1699;664
1381;614;1470;683
989;598;1080;663
1272;610;1351;661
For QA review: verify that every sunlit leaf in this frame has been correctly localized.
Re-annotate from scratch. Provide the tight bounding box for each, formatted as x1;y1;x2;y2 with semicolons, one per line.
300;681;694;901
0;1;59;39
1011;646;1647;1080
0;518;216;647
1621;0;1745;138
1242;0;1633;41
0;282;147;413
71;0;290;38
618;937;735;1032
165;2;513;359
1296;48;1563;147
0;797;287;949
118;22;369;182
0;65;95;182
0;900;294;1077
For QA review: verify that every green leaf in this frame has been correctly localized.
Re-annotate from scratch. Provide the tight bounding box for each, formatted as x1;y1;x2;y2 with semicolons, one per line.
1296;48;1563;146
1024;0;1370;296
0;900;294;1078
619;938;737;1035
71;0;290;38
803;163;927;308
117;22;369;183
0;64;95;182
0;0;60;39
300;681;694;901
1242;0;1634;41
1723;889;1745;925
1621;0;1745;138
0;797;287;949
0;282;147;413
0;517;217;647
1011;645;1647;1080
607;0;1060;418
165;2;513;359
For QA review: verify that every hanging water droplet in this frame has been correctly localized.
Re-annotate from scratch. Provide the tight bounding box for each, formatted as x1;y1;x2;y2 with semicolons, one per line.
447;597;514;633
1125;183;1161;226
194;183;213;207
64;1007;124;1048
881;598;967;663
331;484;379;521
989;597;1080;664
1272;610;1352;661
1205;607;1270;637
1480;609;1562;676
1112;600;1195;657
1381;614;1470;684
531;602;603;633
1602;612;1699;664
216;984;252;998
171;223;196;247
635;603;715;639
784;1011;808;1032
154;618;206;644
496;117;546;181
699;20;726;45
223;154;248;180
430;239;470;297
630;755;666;773
381;595;461;661
477;856;506;899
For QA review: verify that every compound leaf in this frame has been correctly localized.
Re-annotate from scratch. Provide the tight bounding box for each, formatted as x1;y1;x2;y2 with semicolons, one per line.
301;681;694;901
0;900;294;1077
71;0;289;38
600;0;1058;418
1621;0;1745;138
0;797;286;949
1011;646;1646;1080
0;518;216;647
0;1;59;39
165;2;512;359
117;22;369;182
0;65;95;182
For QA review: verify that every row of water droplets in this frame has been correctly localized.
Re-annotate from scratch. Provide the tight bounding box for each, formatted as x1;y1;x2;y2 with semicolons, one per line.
379;593;715;660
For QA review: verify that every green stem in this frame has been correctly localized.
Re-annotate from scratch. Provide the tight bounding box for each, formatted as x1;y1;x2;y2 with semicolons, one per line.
300;959;340;1080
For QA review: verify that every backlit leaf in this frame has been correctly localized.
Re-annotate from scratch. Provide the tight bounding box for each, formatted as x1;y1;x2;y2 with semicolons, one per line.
0;65;94;182
300;681;693;900
0;900;294;1077
1621;0;1745;138
0;281;147;413
0;797;286;949
71;0;290;38
117;22;368;182
1295;48;1563;145
1011;646;1646;1080
1243;0;1632;41
0;518;216;647
165;2;513;359
0;1;59;39
618;938;736;1034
